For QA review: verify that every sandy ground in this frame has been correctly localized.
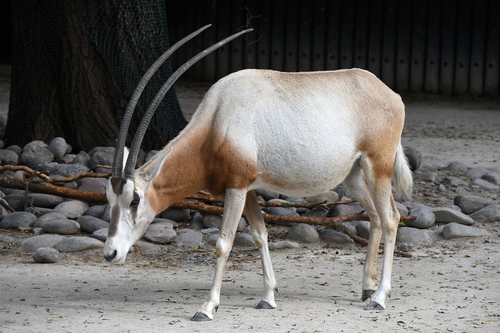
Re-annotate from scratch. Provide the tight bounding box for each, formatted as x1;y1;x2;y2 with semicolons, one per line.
1;67;500;332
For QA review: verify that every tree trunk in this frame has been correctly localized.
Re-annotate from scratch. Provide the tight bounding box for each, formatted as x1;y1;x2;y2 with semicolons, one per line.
6;0;187;152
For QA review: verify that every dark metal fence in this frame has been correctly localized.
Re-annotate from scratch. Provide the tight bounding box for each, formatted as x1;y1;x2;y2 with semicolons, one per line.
166;0;499;97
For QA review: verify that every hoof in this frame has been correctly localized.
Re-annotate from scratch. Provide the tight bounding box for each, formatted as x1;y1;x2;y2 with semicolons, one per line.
191;312;212;321
361;289;375;301
255;300;275;309
364;301;385;310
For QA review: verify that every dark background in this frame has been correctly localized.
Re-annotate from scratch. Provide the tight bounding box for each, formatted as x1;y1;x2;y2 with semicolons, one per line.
1;0;499;97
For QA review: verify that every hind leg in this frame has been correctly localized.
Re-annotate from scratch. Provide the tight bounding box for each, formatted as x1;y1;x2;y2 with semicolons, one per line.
243;191;277;309
343;160;381;301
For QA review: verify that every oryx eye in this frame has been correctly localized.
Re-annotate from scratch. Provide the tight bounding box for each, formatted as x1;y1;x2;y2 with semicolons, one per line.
130;192;140;208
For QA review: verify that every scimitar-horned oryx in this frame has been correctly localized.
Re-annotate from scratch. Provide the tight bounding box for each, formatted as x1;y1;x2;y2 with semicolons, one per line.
103;24;413;321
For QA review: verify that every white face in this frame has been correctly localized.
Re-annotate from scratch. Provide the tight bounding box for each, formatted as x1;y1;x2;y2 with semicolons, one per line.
103;177;155;264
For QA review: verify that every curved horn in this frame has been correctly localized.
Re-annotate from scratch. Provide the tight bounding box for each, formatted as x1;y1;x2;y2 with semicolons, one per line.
123;28;254;178
111;24;212;178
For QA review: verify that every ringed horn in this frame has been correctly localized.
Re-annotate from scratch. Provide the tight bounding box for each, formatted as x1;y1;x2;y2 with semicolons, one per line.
111;24;253;179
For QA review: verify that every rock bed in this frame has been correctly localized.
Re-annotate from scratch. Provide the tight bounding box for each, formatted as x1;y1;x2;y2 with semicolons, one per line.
0;136;499;264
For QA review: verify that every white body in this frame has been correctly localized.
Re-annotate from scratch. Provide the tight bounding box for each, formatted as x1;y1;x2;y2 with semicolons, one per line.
104;68;413;321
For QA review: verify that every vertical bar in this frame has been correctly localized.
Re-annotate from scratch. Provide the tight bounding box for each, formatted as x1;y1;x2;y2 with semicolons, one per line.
312;0;327;71
395;0;412;92
326;1;341;70
367;0;383;77
216;0;231;79
439;0;457;95
230;0;246;75
484;0;500;97
424;0;441;94
243;0;259;70
469;0;488;96
202;0;218;81
354;0;370;70
454;0;472;95
381;0;397;88
271;0;286;71
410;0;427;92
298;0;312;71
284;0;299;71
340;0;354;69
256;0;272;70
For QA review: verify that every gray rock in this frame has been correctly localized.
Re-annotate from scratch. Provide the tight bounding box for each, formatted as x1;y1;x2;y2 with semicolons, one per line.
352;220;371;239
91;228;108;241
482;171;500;185
77;178;106;194
305;191;339;205
0;234;15;243
263;206;299;217
268;240;300;250
319;229;354;245
88;146;115;166
134;241;161;252
454;195;493;214
27;193;64;208
18;234;65;251
188;212;204;230
151;217;178;228
396;243;413;252
419;156;447;171
77;215;109;233
329;202;364;217
0;211;37;229
445;161;468;173
4;193;26;211
465;167;489;179
304;207;329;218
443;176;469;187
33;212;68;227
160;207;190;222
50;163;89;177
430;207;474;226
286;223;319;243
85;204;108;219
404;147;421;171
254;189;280;201
472;178;500;190
142;222;177;244
54;236;104;252
48;137;70;160
418;171;442;183
175;229;203;247
72;151;90;166
396;202;409;217
20;141;54;170
207;234;218;246
442;223;491;239
38;218;80;235
32;247;60;263
0;149;19;165
54;200;89;219
396;227;431;245
408;206;435;229
470;201;500;223
203;215;222;229
234;233;256;247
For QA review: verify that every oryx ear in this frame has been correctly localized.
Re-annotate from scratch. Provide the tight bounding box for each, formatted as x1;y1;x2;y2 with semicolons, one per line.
140;148;172;187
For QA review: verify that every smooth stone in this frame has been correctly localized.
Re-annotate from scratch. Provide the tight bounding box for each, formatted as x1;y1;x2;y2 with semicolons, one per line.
27;193;64;208
443;176;469;187
234;233;256;247
286;223;319;243
482;171;500;185
418;171;442;183
33;212;68;227
77;215;109;233
328;202;364;217
133;241;161;252
352;220;371;239
470;201;500;223
263;206;299;217
151;217;178;228
0;149;19;165
88;147;115;166
85;204;108;219
39;218;80;235
465;167;489;179
91;228;108;241
54;236;104;252
407;206;435;229
418;156;448;171
18;234;65;251
0;235;15;243
203;215;222;229
32;247;60;263
430;207;474;226
77;178;106;194
54;200;89;219
319;229;354;245
160;207;191;222
445;161;468;173
72;151;90;167
175;229;203;247
472;178;500;190
442;223;491;239
396;243;413;252
305;190;339;205
454;195;493;214
188;212;204;230
3;193;26;211
396;227;431;245
404;147;421;171
396;202;409;216
50;163;89;178
48;137;70;160
268;240;300;250
20;141;54;170
142;223;177;244
304;207;329;218
254;189;280;201
0;211;37;229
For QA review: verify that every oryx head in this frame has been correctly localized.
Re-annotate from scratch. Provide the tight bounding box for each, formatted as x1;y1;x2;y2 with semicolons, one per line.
103;25;252;263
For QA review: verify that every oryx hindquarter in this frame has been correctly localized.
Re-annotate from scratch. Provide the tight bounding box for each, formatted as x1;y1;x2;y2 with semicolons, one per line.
103;25;413;321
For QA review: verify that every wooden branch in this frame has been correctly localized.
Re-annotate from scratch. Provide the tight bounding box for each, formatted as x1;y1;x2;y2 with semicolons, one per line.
0;165;110;183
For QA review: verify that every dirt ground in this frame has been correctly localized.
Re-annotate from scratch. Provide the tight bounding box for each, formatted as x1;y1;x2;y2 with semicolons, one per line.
1;69;500;332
